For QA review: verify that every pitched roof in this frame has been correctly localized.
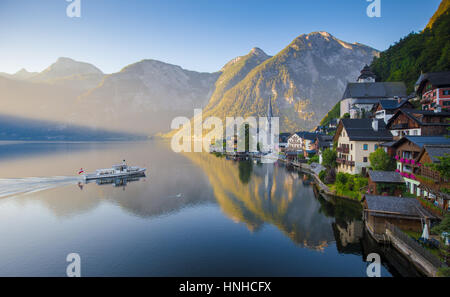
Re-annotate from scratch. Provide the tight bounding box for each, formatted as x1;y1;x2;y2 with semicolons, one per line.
339;119;393;141
390;136;450;149
341;82;407;100
368;170;404;183
294;131;323;141
422;145;450;163
415;71;450;93
358;65;376;80
378;99;411;110
387;109;450;128
364;195;437;219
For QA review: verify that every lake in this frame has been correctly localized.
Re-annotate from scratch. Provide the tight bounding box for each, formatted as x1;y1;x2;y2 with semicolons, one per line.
0;141;422;276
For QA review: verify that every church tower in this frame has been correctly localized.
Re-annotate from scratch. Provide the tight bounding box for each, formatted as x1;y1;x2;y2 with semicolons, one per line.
357;65;376;83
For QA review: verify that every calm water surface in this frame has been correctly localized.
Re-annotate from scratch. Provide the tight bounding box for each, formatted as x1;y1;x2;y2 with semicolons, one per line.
0;141;422;276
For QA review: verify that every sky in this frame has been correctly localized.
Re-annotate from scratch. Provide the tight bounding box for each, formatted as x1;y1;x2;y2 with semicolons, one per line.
0;0;442;74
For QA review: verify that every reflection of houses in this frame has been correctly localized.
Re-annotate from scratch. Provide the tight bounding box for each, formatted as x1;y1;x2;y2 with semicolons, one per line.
372;98;414;124
333;119;393;175
386;109;450;140
367;170;405;196
363;195;438;235
340;66;407;118
416;71;450;111
416;145;450;211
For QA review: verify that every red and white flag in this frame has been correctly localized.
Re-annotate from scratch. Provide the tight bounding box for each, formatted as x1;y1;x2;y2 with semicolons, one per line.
78;168;85;175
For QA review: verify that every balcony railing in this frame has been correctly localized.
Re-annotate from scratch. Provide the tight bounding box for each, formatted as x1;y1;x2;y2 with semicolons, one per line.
337;158;354;166
336;147;349;154
391;123;409;129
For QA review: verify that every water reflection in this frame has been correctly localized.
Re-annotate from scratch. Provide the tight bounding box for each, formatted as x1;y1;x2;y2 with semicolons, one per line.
0;141;422;276
183;152;335;250
85;176;145;188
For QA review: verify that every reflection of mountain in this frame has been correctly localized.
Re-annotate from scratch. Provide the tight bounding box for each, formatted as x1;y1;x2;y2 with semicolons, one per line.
184;152;335;250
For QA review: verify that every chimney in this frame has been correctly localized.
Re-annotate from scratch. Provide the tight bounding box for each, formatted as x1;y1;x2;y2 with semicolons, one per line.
397;96;401;104
372;119;379;131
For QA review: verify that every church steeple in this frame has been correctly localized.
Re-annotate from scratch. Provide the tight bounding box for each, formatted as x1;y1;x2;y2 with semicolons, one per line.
267;98;273;119
357;65;376;83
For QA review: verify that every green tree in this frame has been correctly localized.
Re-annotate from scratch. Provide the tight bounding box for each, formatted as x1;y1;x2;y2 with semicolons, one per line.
429;153;450;180
322;148;337;169
369;148;396;171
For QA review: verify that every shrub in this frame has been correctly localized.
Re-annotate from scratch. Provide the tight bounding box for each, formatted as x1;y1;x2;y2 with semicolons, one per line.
324;169;336;184
336;172;348;185
319;170;326;182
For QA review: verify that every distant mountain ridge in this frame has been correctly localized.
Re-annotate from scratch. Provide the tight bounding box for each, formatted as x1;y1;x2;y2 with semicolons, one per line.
1;32;378;137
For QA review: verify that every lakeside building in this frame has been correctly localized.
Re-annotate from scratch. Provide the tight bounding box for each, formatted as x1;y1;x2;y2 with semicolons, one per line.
367;170;405;196
340;66;407;118
363;195;438;235
416;71;450;111
386;109;450;140
371;98;414;124
381;136;450;196
416;145;450;211
333;119;393;175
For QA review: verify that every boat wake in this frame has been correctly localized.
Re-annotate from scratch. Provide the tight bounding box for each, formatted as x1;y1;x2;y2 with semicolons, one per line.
0;176;83;199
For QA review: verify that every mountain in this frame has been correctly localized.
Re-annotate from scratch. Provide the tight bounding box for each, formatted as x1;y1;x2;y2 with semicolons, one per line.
426;0;450;29
77;60;220;134
371;2;450;93
0;68;38;80
198;32;378;133
206;47;271;109
30;57;105;91
1;33;378;138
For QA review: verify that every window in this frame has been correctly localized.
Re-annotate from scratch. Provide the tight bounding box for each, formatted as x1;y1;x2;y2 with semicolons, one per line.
443;100;450;106
351;144;353;150
363;144;368;151
363;157;368;163
443;90;450;96
374;144;378;150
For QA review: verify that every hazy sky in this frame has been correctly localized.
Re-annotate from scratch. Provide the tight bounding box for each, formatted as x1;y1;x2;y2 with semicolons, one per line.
0;0;442;74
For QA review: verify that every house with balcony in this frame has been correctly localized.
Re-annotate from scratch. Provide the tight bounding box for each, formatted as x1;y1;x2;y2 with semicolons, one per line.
415;144;450;211
371;98;414;123
333;119;393;175
415;71;450;111
386;136;450;196
386;109;450;140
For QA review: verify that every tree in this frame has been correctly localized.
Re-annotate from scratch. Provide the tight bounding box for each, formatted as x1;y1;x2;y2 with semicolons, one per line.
322;148;337;169
429;153;450;180
369;148;396;171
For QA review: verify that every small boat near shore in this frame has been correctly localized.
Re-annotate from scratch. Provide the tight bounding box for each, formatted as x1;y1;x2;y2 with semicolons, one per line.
82;160;146;181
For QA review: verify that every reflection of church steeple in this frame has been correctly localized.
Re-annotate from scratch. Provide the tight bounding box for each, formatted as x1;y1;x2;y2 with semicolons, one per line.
268;98;273;134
